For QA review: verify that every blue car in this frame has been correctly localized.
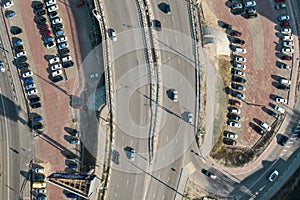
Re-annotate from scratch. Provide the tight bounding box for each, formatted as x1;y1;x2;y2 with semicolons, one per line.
33;116;43;122
5;11;16;18
55;30;64;37
43;36;53;43
24;77;34;83
13;39;22;47
67;163;78;169
66;193;77;198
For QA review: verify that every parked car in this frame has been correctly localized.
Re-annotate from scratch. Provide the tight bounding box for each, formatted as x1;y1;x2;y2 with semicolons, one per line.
0;61;5;72
232;3;242;9
231;69;245;76
220;22;232;29
281;47;294;54
232;83;245;91
276;84;290;91
233;62;246;70
232;91;245;99
188;112;193;124
229;106;240;114
28;89;38;96
29;96;40;103
172;89;178;102
279;63;290;69
57;36;68;43
52;69;63;77
58;42;69;50
13;38;22;47
275;0;285;2
33;116;43;122
224;139;237;146
34;167;45;174
24;77;34;84
273;104;285;114
234;46;246;53
232;76;246;83
34;173;45;181
35;188;46;194
48;5;58;12
15;51;26;58
280;78;291;85
49;56;60;64
22;71;33;78
11;27;22;35
62;55;72;62
51;63;62;71
261;122;271;131
58;48;70;56
281;28;291;35
230;99;241;107
276;97;287;104
55;29;64;37
35;16;46;24
63;61;74;68
244;13;258;19
46;0;56;7
268;170;279;182
232;9;246;16
32;182;46;189
33;123;43;130
282;35;293;41
31;102;41;109
245;7;256;14
25;83;36;91
254;126;266;136
41;30;52;37
3;1;14;9
46;41;56;49
53;23;63;31
202;169;217;179
111;29;117;41
33;2;44;10
43;36;54;43
230;30;241;37
70;138;80;144
231;38;245;45
226;132;238;139
52;17;62;25
281;55;292;61
49;11;59;19
278;15;290;21
282;41;293;47
235;55;246;63
52;75;64;82
5;10;16;18
35;9;46;16
280;21;290;27
244;1;256;7
227;113;240;121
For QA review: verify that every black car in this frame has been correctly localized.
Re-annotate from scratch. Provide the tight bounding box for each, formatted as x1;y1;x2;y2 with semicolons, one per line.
33;123;43;130
232;9;245;16
231;83;245;91
227;113;240;121
254;126;266;136
279;135;288;146
52;75;64;83
151;19;162;31
232;76;246;83
53;23;63;31
18;62;29;69
29;96;40;103
276;84;290;91
35;9;46;16
34;174;45;181
35;16;46;24
11;27;22;35
246;7;256;14
16;56;27;63
231;38;245;45
63;61;74;68
244;13;258;19
59;48;70;56
33;3;44;10
220;22;232;29
14;45;24;52
31;102;41;109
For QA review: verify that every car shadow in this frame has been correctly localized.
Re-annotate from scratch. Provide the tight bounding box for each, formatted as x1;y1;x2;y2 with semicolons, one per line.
253;117;261;125
271;74;284;82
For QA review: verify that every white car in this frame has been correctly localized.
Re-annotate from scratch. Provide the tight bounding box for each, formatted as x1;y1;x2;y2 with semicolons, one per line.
49;57;60;64
46;0;56;7
57;36;68;44
28;89;38;96
52;69;63;77
282;35;293;41
34;167;45;173
172;90;178;102
3;1;14;9
48;5;58;12
235;56;246;63
244;1;256;7
22;71;33;78
268;170;279;182
188;112;193;124
226;132;238;139
129;149;135;161
232;3;242;10
52;17;62;25
16;51;26;58
278;15;290;21
276;97;287;104
51;63;62;71
35;188;46;194
281;47;294;54
62;55;72;62
228;121;241;128
281;28;291;35
282;41;293;47
111;30;117;41
229;107;240;114
280;78;291;85
46;41;56;49
274;105;285;114
261;122;271;131
25;83;36;91
90;73;99;78
234;47;246;54
0;61;5;72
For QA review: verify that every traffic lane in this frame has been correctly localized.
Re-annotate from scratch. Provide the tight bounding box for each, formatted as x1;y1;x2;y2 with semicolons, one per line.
150;0;191;36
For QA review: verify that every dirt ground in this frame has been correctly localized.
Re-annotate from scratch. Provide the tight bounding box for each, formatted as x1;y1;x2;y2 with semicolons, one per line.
271;165;300;200
184;178;218;200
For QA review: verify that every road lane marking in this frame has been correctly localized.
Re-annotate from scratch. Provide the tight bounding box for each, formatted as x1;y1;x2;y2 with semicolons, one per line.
167;176;169;182
127;179;129;184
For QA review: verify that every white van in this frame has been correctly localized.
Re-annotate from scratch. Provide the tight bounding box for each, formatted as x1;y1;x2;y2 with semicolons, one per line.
280;78;291;85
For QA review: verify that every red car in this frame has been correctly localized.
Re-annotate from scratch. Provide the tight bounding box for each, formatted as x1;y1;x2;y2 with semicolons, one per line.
39;24;49;30
76;0;85;8
41;30;52;37
224;139;237;146
230;30;242;37
275;0;285;2
280;21;290;27
230;99;241;107
281;55;292;61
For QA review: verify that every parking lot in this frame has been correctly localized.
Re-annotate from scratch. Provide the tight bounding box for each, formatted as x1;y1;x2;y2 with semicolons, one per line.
206;0;298;147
